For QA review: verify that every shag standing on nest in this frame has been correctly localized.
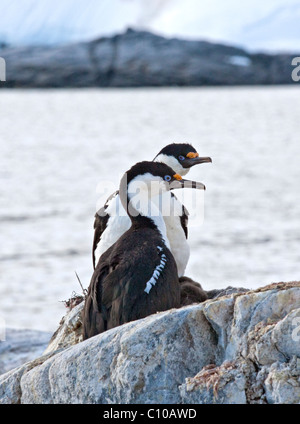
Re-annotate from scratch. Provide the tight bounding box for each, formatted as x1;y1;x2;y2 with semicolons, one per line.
82;161;206;339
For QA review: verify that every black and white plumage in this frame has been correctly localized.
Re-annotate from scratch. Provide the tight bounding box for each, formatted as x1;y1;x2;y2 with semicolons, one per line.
82;161;206;339
92;143;212;276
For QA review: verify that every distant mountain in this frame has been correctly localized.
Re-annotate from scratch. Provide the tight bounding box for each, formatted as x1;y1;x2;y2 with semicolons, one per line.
0;0;299;52
1;29;298;88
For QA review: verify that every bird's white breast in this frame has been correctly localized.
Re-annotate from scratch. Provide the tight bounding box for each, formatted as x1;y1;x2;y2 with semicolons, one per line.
152;192;190;277
94;195;131;266
95;190;190;277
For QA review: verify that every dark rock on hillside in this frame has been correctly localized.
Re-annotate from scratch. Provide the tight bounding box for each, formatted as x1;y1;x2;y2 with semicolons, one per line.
0;29;298;88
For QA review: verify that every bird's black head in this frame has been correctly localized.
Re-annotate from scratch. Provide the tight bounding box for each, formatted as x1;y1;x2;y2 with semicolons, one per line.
153;143;212;176
125;161;181;187
119;161;206;216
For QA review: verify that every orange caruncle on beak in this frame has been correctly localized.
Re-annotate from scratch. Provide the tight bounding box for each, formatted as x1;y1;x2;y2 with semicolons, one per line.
173;174;182;180
186;152;199;159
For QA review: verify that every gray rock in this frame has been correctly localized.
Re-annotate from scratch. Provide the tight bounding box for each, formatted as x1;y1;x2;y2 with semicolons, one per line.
180;360;250;404
272;308;300;360
264;357;300;404
43;286;248;356
20;305;216;404
0;281;299;404
206;286;249;300
0;350;62;404
43;302;83;355
180;282;300;404
1;29;298;88
0;364;28;404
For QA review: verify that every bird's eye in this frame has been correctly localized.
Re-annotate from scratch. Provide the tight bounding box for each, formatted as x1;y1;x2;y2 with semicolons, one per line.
178;155;185;161
164;175;172;182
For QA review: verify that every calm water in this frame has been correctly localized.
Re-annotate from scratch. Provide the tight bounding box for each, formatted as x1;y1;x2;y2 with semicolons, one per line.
0;86;299;332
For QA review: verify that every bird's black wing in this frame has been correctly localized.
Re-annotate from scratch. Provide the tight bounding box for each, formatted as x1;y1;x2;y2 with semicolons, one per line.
84;239;129;339
82;261;110;339
84;229;181;339
92;190;119;269
100;237;180;328
170;192;189;239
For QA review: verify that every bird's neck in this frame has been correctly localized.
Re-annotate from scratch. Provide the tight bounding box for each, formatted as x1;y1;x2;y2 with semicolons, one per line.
153;154;189;176
128;192;170;249
119;175;171;248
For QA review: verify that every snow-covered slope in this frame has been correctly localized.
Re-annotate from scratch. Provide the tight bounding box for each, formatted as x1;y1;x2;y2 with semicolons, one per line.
0;0;299;52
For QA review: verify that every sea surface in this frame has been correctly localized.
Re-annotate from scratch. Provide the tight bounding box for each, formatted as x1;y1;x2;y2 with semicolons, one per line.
0;86;299;332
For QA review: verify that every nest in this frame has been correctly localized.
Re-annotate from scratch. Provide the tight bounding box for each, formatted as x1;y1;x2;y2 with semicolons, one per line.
61;272;87;311
62;292;85;311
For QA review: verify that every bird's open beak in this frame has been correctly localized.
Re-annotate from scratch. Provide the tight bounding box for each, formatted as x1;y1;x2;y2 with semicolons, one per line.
182;155;212;169
170;178;206;191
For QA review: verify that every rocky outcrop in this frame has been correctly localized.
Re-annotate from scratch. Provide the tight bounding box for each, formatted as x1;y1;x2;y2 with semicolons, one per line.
43;302;83;355
0;29;298;88
0;282;299;404
44;285;248;355
180;282;300;404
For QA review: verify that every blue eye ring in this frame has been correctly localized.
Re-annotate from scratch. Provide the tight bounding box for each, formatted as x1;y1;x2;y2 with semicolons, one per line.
164;175;172;182
178;155;185;161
